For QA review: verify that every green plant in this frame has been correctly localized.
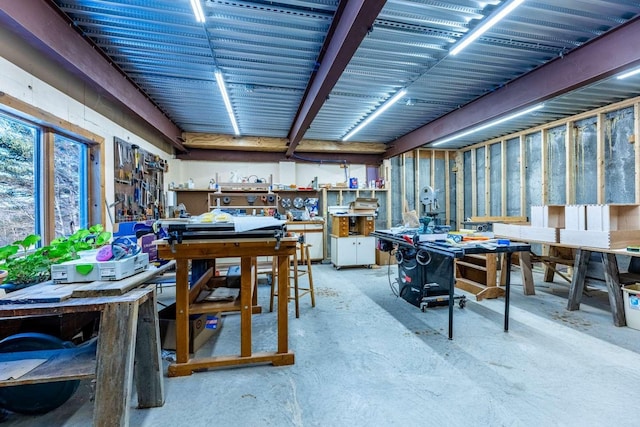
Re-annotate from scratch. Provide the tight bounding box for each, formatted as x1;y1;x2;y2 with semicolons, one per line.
0;225;112;286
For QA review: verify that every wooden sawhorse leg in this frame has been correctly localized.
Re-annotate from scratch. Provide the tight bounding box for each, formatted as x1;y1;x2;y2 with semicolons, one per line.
567;249;591;311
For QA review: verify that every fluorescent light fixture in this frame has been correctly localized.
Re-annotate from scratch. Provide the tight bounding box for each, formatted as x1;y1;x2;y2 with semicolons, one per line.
343;89;407;141
190;0;205;23
432;103;544;147
215;70;240;136
450;0;525;56
617;67;640;80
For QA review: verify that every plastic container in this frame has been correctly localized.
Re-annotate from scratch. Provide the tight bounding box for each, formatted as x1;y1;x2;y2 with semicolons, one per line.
622;284;640;330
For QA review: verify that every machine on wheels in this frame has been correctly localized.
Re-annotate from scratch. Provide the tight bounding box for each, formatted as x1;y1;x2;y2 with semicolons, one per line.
381;234;466;312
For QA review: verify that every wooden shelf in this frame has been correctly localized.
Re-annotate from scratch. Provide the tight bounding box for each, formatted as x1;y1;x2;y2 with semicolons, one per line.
0;339;97;387
455;253;500;301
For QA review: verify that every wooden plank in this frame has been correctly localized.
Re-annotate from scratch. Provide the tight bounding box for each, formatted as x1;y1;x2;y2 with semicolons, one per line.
0;340;97;386
0;282;80;304
469;215;527;223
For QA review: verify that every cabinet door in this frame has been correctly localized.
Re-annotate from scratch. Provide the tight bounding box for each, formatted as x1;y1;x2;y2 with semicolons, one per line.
355;236;375;265
304;231;324;260
331;236;358;267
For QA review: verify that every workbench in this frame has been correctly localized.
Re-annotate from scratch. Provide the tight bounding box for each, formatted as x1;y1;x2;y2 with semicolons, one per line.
492;234;640;326
371;230;530;339
0;263;172;426
156;237;298;377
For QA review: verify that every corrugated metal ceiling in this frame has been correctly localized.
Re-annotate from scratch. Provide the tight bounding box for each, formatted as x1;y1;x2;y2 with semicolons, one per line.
48;0;640;152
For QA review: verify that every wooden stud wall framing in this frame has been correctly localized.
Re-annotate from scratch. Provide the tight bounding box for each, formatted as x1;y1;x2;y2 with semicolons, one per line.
541;129;548;204
485;143;490;216
566;122;575;204
500;140;507;216
519;135;526;216
445;151;451;225
596;112;605;204
471;148;477;217
454;93;640;220
635;103;640;204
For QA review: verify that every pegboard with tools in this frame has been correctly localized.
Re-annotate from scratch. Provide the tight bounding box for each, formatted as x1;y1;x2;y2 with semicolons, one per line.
113;137;168;222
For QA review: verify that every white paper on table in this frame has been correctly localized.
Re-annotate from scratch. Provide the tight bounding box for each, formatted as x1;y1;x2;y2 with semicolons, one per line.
0;359;48;380
233;216;286;233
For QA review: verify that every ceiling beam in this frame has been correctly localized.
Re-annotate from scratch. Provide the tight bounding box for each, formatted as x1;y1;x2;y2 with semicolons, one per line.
0;0;185;151
385;16;640;158
183;133;386;154
177;148;383;166
285;0;387;157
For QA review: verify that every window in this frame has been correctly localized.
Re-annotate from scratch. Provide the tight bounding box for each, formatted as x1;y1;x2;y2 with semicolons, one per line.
54;135;88;238
0;111;97;247
0;113;38;246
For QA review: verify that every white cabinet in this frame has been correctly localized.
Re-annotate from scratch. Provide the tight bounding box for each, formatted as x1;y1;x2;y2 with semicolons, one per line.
330;235;375;269
286;220;325;261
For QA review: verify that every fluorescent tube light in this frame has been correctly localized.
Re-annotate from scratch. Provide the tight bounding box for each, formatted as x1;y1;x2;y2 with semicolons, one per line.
190;0;205;23
450;0;525;56
343;89;407;141
617;67;640;80
432;103;544;147
215;70;240;136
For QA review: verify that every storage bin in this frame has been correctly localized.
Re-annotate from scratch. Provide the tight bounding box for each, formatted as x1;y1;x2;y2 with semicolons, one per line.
622;284;640;330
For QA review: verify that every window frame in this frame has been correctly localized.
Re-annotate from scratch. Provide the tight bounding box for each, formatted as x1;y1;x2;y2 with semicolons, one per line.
0;93;105;245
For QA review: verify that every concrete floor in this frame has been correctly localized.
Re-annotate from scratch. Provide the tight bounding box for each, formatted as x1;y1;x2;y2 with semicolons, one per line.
2;262;639;426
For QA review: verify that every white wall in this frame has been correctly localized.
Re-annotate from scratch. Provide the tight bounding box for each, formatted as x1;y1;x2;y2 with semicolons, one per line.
0;57;173;230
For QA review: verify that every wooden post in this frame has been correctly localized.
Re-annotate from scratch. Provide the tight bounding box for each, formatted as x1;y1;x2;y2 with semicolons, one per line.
601;253;627;327
567;249;591;311
94;301;139;427
134;288;165;408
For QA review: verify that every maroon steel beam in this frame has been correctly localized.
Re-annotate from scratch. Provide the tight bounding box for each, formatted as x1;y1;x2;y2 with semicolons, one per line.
286;0;387;157
177;149;383;166
385;16;640;158
0;0;185;151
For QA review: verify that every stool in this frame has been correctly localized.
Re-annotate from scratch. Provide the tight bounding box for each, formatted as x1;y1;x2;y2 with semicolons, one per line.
270;243;316;318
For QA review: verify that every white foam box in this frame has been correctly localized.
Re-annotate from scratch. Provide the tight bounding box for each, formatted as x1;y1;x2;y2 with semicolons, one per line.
51;251;149;283
51;249;101;283
98;252;149;281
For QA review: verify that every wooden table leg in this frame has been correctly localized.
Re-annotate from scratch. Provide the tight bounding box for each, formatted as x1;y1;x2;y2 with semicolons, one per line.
175;259;190;365
520;250;536;295
543;245;556;282
240;257;253;357
567;249;591;311
277;254;289;354
601;252;627;326
94;301;138;427
134;288;164;408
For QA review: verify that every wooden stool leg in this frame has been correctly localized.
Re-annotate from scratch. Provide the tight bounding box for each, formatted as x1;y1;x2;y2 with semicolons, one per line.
305;245;315;307
292;250;300;318
270;257;277;312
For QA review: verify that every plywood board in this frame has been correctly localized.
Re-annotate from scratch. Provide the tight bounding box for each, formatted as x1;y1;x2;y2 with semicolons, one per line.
530;205;545;228
519;226;559;243
564;205;586;230
560;229;640;249
492;223;523;239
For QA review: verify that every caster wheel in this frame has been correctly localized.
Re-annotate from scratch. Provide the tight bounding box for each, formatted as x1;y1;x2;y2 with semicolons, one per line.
459;299;466;309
